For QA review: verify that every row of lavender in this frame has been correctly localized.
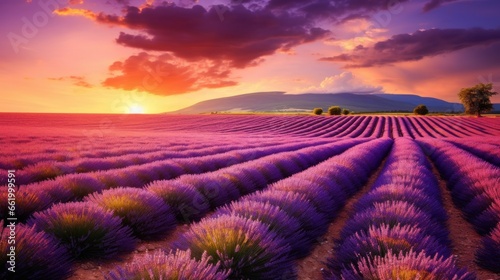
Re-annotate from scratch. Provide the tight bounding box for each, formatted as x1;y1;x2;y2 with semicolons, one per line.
4;114;500;139
445;138;500;167
0;139;333;224
419;138;500;273
0;141;210;170
323;138;474;279
0;140;286;185
216;116;500;139
0;133;298;170
0;139;365;279
105;138;392;279
0;137;183;167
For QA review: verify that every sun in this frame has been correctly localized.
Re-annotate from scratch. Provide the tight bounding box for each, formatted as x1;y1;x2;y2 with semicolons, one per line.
127;104;145;114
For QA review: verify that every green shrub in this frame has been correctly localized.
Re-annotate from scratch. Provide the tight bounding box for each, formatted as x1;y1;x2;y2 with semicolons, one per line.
342;109;350;115
328;106;342;115
413;104;429;115
313;108;323;115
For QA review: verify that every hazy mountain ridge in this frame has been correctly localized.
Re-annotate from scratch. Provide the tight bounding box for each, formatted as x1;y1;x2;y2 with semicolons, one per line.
171;92;500;114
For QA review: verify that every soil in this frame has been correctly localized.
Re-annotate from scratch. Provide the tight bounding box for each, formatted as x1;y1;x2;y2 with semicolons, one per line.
296;156;388;280
68;224;190;279
429;161;500;280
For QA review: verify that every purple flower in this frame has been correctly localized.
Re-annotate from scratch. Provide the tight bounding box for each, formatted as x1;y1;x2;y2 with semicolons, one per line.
28;201;136;259
18;161;67;184
30;179;74;203
215;200;310;258
340;250;475;280
354;186;448;225
106;250;229;280
173;214;293;279
244;161;283;185
85;187;177;239
341;201;451;246
244;190;328;240
146;180;210;222
270;179;335;218
331;224;451;274
0;222;72;280
207;171;254;196
0;186;53;223
476;224;500;273
58;174;106;200
178;174;239;209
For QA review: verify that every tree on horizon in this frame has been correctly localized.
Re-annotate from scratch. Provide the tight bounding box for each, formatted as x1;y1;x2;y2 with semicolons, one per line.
458;83;498;117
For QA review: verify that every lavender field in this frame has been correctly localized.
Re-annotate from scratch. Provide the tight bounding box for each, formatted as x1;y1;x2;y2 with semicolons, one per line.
1;113;499;280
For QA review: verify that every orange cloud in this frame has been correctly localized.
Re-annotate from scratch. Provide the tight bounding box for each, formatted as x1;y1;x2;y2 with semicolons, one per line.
48;76;93;88
103;52;237;95
54;7;97;20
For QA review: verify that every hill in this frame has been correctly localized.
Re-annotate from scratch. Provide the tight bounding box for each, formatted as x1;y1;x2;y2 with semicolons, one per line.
171;92;499;114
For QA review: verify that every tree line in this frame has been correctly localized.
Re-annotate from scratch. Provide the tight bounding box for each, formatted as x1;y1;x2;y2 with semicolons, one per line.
312;83;497;116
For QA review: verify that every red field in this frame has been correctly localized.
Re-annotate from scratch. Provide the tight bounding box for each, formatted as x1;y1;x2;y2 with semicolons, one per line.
1;113;499;280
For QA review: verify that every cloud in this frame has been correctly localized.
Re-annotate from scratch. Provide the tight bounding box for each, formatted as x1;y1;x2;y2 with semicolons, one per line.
102;52;237;95
54;7;124;24
54;7;98;19
48;76;93;88
108;5;329;68
233;0;412;22
321;28;500;67
302;71;382;93
423;0;460;12
55;5;329;68
347;41;500;101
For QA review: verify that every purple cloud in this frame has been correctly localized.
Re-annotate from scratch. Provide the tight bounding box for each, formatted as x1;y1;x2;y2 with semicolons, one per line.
232;0;412;22
423;0;461;12
91;5;330;68
321;28;500;67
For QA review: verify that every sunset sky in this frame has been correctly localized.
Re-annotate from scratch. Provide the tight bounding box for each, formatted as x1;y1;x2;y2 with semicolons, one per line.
1;0;499;113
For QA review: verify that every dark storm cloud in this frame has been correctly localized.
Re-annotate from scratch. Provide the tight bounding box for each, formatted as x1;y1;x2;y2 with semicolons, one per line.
422;0;461;12
231;0;412;22
321;28;500;67
97;5;330;68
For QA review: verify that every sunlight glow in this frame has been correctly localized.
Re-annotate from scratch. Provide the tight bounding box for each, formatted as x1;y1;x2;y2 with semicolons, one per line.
127;104;145;114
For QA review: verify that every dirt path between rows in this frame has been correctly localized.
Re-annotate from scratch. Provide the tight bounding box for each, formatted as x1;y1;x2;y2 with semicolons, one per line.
429;160;500;280
68;224;190;279
296;156;389;279
296;155;500;280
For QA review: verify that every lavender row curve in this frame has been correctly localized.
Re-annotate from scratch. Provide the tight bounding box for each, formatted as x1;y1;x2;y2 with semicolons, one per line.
106;139;392;279
324;138;474;279
5;140;287;185
418;138;500;273
0;139;334;224
0;139;366;279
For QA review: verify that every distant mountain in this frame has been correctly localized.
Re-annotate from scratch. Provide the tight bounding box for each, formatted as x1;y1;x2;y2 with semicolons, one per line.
171;92;500;114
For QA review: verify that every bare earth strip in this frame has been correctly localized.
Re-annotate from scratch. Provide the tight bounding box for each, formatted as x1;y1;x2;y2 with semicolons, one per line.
429;159;500;280
68;225;190;279
296;155;389;279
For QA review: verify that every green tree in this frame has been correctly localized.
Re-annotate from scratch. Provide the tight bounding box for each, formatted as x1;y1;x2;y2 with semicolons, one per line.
413;104;429;115
458;83;498;117
312;108;323;115
342;109;350;115
328;106;342;115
